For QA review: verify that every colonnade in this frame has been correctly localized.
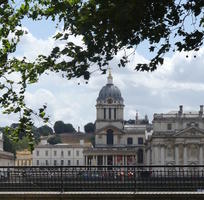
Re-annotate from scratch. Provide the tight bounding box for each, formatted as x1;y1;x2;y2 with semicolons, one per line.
84;155;136;166
149;143;204;165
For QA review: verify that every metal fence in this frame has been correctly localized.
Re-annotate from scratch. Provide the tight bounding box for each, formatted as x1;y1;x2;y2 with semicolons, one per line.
0;165;204;192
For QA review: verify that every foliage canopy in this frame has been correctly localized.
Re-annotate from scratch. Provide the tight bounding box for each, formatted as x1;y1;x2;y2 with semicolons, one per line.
38;125;53;136
84;122;95;133
54;121;76;134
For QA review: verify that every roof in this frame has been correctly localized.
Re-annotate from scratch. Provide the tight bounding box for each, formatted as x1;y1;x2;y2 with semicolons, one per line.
154;111;203;119
36;143;92;149
60;133;93;144
0;150;14;159
97;83;123;102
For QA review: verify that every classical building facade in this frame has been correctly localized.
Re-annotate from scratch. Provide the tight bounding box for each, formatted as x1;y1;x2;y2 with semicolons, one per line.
15;149;32;166
84;71;146;166
146;105;204;166
32;139;91;166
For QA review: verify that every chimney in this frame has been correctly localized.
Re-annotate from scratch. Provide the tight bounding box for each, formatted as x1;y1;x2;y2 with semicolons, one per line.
144;114;149;124
178;105;183;115
78;126;80;133
199;105;203;115
80;139;84;146
135;111;139;124
40;137;48;145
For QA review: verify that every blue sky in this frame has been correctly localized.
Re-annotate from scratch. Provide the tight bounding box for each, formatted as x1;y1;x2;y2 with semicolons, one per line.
1;13;204;131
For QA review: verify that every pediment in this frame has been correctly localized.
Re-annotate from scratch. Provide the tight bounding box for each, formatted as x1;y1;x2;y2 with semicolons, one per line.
173;126;204;137
95;125;125;135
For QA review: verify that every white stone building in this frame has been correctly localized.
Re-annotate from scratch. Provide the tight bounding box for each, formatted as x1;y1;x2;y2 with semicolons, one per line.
0;132;15;166
146;105;204;166
84;70;147;166
33;140;91;166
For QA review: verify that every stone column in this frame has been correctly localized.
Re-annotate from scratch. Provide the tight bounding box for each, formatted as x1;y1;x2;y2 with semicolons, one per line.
160;145;165;165
175;145;179;165
146;149;150;165
183;145;187;165
123;155;126;165
84;156;87;166
113;155;115;166
154;146;159;165
96;155;98;166
199;144;203;165
112;108;114;120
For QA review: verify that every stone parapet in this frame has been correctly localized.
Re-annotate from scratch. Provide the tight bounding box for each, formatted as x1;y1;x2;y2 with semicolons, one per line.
1;192;204;200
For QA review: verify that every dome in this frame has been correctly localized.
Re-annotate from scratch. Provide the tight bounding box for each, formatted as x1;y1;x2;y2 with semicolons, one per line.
97;84;123;102
97;70;123;102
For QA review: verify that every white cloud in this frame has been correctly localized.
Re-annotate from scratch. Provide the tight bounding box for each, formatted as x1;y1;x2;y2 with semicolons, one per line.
1;26;204;129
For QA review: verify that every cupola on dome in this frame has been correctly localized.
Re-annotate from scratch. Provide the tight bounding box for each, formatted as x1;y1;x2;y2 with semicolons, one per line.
97;69;123;102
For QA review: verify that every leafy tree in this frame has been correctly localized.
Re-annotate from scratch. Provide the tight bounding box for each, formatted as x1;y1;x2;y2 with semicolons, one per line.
47;135;61;145
53;121;65;134
54;121;76;134
64;123;76;133
3;134;16;156
14;136;30;151
38;125;53;136
32;126;41;144
84;122;95;133
0;0;203;148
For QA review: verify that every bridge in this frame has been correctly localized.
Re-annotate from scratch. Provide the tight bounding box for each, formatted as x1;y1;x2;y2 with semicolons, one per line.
0;165;204;199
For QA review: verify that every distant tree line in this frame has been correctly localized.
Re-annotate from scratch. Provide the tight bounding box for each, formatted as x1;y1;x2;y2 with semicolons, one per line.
1;121;96;153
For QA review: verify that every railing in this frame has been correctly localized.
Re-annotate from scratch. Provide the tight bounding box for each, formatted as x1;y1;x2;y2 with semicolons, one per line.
0;165;204;192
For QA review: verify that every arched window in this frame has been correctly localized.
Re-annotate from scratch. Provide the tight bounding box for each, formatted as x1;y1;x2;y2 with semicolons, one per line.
138;149;143;164
107;129;114;145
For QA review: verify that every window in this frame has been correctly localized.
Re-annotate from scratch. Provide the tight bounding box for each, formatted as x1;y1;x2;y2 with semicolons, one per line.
107;129;114;145
138;137;143;145
68;151;71;156
76;150;79;156
114;108;116;120
127;137;133;145
36;160;39;166
36;151;39;156
54;160;57;166
45;160;49;166
109;108;112;119
104;108;106;119
54;151;57;156
61;160;64;166
61;151;64;157
76;160;79;166
68;160;71;166
167;123;172;130
45;150;48;156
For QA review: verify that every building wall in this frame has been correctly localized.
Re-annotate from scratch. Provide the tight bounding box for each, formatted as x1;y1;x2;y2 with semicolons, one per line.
95;121;123;130
149;106;204;165
15;150;32;166
95;128;145;147
0;157;14;166
32;146;84;166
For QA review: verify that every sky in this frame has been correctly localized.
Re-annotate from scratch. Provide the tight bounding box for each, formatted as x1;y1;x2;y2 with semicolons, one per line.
1;17;204;131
